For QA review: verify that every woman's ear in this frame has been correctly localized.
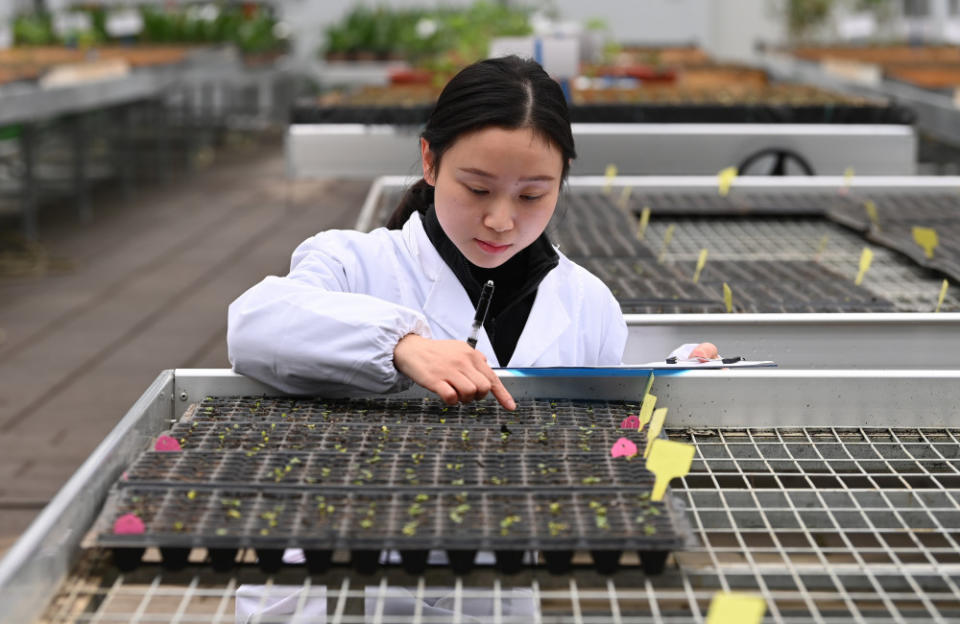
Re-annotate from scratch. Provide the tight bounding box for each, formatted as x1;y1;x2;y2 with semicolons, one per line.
420;138;436;185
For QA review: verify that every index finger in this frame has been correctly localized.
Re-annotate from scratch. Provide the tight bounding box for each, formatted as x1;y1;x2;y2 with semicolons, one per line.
488;372;516;411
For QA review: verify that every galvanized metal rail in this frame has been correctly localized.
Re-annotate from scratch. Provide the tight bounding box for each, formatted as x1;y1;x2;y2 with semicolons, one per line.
285;122;916;179
3;369;960;623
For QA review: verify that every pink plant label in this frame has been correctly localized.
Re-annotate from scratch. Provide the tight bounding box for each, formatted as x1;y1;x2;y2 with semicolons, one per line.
113;513;145;535
154;435;181;452
611;437;638;458
620;414;640;429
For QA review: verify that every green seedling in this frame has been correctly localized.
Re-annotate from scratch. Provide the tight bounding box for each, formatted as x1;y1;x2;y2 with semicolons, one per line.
500;514;521;536
449;503;471;524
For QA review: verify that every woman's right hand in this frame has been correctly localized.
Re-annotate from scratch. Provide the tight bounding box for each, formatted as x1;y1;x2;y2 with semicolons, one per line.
393;334;516;410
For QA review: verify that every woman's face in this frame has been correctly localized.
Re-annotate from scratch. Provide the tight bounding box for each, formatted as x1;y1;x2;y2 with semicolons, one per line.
422;126;563;269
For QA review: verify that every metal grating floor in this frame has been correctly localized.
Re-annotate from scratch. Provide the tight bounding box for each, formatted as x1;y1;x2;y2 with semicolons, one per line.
40;426;960;623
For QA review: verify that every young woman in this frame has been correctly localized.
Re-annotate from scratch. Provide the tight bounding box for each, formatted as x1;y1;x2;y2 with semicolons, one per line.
228;56;713;409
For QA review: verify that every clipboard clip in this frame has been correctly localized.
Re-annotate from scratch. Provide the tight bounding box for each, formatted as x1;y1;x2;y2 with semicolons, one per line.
665;355;745;365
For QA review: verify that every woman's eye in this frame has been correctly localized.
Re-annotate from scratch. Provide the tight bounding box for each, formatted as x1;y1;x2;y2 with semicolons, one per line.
520;194;543;202
468;187;488;196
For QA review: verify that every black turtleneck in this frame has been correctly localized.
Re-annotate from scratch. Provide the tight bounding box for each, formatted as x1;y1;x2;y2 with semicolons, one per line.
421;205;559;366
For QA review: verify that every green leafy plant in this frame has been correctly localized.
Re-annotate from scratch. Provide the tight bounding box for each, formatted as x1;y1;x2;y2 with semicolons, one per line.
13;13;57;46
784;0;834;42
321;1;532;71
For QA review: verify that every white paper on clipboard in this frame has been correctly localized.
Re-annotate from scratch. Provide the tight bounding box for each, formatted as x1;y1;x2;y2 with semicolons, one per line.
633;359;777;369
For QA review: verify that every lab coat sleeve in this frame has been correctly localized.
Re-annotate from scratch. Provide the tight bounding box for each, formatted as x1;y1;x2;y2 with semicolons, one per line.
227;230;432;395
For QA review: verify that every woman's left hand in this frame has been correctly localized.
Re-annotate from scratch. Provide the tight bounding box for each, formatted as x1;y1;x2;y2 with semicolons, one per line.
688;342;719;361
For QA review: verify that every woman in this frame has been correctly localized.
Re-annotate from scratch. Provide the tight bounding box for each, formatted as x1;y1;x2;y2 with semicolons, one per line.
228;56;711;408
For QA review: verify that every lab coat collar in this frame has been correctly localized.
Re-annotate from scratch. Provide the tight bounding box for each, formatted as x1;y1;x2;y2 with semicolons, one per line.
402;212;571;366
404;213;491;352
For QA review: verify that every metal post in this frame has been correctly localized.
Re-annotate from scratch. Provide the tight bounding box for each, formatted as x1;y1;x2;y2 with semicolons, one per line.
153;99;168;183
112;104;134;201
72;114;92;223
18;123;37;241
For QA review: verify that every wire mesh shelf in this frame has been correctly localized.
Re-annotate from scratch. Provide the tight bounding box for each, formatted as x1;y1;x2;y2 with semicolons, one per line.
40;425;960;623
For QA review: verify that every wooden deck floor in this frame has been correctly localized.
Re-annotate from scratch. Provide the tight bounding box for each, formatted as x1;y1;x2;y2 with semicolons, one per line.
0;144;372;556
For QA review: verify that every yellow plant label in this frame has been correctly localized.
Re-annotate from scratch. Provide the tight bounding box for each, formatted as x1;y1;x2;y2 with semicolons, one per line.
604;164;618;194
643;407;669;458
647;439;695;501
864;200;879;229
706;592;767;624
913;226;939;259
657;224;676;263
638;393;657;431
855;247;873;286
815;234;829;261
843;167;854;188
723;282;733;313
643;372;655;397
936;279;949;313
618;185;633;212
692;248;709;284
717;166;737;197
636;206;651;240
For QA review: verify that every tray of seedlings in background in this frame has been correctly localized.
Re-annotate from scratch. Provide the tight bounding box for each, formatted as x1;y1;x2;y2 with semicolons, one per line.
97;486;686;575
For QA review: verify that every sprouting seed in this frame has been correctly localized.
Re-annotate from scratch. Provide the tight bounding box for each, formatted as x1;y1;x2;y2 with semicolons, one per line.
548;521;568;537
499;515;522;536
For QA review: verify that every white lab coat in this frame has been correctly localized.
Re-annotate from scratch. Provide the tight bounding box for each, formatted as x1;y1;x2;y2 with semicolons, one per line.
227;212;627;395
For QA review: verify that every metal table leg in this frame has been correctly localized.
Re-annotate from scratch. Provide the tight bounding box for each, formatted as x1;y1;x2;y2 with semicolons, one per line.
19;123;37;240
72;114;92;223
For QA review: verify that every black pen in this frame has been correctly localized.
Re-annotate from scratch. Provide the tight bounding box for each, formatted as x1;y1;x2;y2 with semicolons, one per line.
467;280;495;348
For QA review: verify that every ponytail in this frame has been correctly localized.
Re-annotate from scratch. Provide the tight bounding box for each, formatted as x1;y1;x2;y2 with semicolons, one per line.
387;178;434;230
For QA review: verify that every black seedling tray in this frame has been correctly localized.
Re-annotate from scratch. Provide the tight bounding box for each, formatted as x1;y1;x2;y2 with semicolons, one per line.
573;257;897;314
121;448;650;489
182;397;642;427
98;486;682;575
621;192;860;217
96;397;690;575
290;102;914;125
164;420;640;455
828;195;960;288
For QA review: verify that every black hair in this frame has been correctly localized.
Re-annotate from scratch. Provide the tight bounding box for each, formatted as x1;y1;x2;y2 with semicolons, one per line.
386;55;576;229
